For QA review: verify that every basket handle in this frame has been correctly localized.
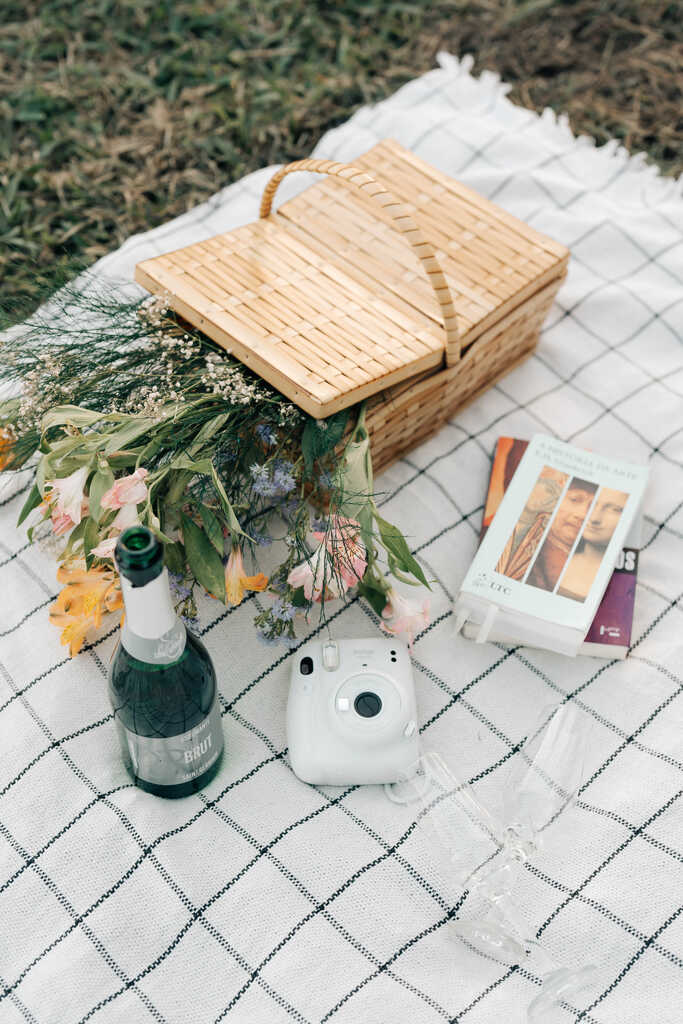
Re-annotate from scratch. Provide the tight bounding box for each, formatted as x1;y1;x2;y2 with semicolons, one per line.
259;158;460;364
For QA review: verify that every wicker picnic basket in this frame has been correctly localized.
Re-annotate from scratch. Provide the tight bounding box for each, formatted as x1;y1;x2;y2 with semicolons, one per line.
136;139;569;474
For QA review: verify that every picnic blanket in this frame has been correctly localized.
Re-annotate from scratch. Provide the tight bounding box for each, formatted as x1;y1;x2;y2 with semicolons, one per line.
1;52;682;1024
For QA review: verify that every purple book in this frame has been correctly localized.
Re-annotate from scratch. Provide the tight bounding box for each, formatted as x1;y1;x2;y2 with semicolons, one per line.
479;437;638;659
582;548;637;657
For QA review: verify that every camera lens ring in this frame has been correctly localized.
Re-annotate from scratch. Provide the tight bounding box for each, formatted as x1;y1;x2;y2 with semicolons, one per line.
354;691;382;718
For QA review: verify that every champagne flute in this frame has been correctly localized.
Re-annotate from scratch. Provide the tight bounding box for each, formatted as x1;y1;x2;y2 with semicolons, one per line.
386;703;599;1018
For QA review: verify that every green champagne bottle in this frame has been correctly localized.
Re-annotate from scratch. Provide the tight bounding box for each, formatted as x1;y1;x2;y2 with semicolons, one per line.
108;525;224;798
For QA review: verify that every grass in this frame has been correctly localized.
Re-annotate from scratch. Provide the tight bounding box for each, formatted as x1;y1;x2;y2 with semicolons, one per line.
1;0;681;317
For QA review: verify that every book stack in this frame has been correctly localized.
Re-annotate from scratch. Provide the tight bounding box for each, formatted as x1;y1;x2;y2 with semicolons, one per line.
455;435;648;658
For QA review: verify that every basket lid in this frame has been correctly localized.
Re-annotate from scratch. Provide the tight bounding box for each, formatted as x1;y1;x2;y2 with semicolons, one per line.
278;140;568;354
135;140;568;418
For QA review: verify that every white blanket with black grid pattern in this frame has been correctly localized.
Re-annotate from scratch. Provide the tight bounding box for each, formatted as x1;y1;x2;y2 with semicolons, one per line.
1;52;682;1024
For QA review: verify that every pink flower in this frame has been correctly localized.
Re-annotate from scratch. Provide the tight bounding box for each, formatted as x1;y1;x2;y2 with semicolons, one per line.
46;466;89;526
51;510;76;536
288;516;368;604
101;468;149;510
287;548;345;603
88;504;140;562
90;536;119;560
312;514;367;588
111;502;140;532
286;548;344;602
381;588;430;651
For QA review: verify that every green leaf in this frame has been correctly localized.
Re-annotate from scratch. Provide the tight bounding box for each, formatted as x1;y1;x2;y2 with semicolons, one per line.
138;434;165;462
209;464;245;539
181;512;226;602
83;518;100;568
356;496;375;554
290;585;308;608
17;482;42;527
88;466;115;523
387;554;423;588
198;503;225;555
357;579;388;618
301;408;350;477
57;517;88;560
41;434;92;459
375;513;430;589
144;509;176;545
35;452;53;496
164;541;186;576
192;412;230;446
169;454;214;474
107;451;142;470
104;420;156;454
0;397;20;423
167;454;245;538
41;405;106;430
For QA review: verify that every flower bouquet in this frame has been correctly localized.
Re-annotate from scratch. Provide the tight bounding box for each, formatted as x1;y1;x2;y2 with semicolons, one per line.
0;283;430;655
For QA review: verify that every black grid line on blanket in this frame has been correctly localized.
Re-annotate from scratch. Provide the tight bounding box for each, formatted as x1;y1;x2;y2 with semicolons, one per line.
2;354;679;1024
1;378;683;1024
1;532;680;1022
2;65;683;1024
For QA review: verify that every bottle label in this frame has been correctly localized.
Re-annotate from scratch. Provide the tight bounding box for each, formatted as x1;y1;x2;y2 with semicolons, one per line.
121;618;187;665
118;697;224;787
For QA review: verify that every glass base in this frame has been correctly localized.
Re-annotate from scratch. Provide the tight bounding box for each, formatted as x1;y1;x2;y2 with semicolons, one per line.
451;917;528;966
527;964;599;1021
132;750;223;798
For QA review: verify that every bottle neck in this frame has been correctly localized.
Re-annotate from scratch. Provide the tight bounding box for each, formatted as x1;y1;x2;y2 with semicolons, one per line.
120;567;186;664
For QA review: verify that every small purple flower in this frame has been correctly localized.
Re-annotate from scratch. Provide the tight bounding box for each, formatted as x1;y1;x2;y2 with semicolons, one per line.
256;423;277;447
253;530;273;547
169;573;192;601
250;463;272;497
250;459;296;499
272;459;296;494
272;598;295;622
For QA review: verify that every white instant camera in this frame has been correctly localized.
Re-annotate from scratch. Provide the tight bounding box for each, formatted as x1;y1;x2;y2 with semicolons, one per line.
286;637;420;785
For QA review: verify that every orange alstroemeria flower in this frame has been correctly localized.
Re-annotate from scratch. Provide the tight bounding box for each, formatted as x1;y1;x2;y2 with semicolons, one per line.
49;563;123;656
0;426;16;471
224;546;268;606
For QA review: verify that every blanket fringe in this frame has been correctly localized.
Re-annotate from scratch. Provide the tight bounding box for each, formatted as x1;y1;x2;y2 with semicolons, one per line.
435;51;682;204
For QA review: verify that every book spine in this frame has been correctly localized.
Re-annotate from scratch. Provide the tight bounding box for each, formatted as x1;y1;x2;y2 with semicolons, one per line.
583;548;638;651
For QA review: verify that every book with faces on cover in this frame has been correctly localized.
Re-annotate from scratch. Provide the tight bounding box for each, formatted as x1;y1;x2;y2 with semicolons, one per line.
454;435;648;657
463;437;641;658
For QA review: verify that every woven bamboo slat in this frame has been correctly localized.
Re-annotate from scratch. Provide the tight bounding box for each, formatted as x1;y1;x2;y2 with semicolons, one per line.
367;276;560;473
136;138;569;454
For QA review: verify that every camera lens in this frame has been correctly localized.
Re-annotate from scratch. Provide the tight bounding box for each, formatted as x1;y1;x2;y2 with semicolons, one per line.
354;692;382;718
300;656;313;675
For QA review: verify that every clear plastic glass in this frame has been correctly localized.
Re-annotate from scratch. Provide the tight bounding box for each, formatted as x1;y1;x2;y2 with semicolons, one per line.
386;702;599;1020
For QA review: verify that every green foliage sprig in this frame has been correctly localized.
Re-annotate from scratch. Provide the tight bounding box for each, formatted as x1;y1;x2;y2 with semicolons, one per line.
0;279;430;651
